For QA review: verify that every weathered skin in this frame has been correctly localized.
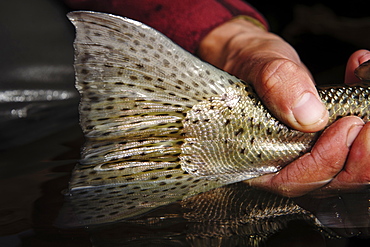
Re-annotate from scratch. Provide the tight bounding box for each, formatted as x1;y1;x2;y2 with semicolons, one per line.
60;11;369;227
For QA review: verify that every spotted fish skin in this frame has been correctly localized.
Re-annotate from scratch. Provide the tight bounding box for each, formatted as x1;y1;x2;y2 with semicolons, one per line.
62;11;370;227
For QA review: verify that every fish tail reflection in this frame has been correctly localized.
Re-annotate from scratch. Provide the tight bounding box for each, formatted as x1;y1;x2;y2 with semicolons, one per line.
60;11;226;226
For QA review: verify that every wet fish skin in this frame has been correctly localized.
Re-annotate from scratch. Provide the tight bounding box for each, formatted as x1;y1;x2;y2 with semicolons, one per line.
62;11;370;227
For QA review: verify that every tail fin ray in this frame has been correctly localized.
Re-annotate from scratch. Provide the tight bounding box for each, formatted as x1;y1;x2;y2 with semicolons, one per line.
62;11;228;226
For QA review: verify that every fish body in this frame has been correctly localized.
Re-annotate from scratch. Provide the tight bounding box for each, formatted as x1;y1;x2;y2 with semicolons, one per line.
62;11;370;227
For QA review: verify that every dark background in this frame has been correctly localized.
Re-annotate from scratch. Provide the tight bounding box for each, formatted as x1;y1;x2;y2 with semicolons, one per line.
0;0;369;246
249;0;370;84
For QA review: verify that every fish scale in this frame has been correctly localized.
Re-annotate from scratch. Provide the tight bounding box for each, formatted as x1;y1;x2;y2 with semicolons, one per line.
59;11;370;227
181;84;314;183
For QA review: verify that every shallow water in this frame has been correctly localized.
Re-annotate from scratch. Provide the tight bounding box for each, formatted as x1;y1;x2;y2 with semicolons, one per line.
1;0;369;246
1;126;369;246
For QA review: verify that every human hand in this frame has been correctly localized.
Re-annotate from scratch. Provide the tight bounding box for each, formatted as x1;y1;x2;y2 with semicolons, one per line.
198;18;370;196
198;18;329;132
248;50;370;197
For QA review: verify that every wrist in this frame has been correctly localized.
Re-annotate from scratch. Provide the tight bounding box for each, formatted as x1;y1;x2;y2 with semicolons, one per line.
197;18;270;70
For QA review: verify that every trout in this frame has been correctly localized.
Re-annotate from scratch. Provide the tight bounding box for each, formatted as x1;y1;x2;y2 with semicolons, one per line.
63;11;369;226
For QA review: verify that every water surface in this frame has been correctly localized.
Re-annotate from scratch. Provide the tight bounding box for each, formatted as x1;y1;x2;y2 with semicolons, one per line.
0;0;369;246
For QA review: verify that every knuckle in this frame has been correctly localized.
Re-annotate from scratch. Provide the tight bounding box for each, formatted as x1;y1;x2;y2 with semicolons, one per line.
260;59;299;95
311;141;345;175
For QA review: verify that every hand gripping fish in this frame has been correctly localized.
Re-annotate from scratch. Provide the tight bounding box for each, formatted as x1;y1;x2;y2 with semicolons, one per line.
63;11;369;226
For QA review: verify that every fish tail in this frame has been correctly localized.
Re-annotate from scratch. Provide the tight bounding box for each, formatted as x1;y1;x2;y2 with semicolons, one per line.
61;11;226;227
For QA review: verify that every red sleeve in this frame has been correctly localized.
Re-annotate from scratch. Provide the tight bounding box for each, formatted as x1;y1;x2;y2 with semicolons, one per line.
65;0;268;53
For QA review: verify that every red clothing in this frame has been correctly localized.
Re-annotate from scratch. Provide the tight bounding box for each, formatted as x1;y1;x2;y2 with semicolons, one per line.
65;0;268;53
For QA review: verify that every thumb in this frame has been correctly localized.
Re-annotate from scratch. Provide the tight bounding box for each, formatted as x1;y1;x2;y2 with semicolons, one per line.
345;49;370;84
246;51;328;132
198;18;328;132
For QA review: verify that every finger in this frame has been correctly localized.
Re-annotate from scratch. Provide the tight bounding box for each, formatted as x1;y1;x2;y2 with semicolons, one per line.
344;49;370;85
326;121;370;189
252;56;328;132
198;19;329;132
355;60;370;82
247;116;364;197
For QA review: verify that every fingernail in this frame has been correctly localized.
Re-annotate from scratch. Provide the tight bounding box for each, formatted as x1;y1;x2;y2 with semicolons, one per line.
355;60;370;82
293;92;326;127
346;124;363;147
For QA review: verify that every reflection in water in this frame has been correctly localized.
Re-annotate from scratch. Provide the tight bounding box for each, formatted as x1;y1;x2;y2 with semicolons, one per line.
2;142;368;247
2;124;368;247
0;66;78;150
55;11;369;246
63;182;369;247
4;132;367;247
0;71;368;247
0;1;369;246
